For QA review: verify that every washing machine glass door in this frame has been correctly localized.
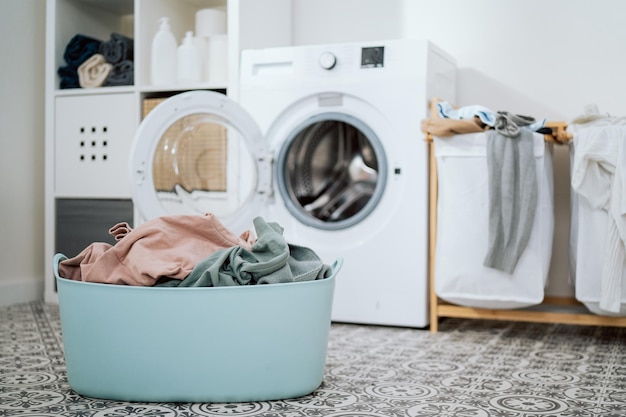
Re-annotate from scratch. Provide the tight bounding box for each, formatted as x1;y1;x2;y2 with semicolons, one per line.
130;91;270;232
276;111;387;230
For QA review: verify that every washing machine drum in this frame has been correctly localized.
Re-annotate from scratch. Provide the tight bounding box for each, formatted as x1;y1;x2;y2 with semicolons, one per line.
130;91;387;231
276;113;387;230
129;90;271;232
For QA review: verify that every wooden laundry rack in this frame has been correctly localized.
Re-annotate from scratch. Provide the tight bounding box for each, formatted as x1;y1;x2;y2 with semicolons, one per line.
424;100;626;332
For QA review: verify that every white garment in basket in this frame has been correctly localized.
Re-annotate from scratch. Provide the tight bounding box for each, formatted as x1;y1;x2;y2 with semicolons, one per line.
434;132;554;309
570;125;626;314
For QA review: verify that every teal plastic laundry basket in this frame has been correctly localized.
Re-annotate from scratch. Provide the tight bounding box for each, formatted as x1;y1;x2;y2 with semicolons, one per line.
54;254;340;403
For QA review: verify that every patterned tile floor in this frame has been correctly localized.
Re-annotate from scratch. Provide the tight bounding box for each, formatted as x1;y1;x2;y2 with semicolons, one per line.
1;301;625;417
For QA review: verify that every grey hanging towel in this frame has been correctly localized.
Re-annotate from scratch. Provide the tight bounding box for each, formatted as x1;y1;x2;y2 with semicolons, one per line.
483;112;538;274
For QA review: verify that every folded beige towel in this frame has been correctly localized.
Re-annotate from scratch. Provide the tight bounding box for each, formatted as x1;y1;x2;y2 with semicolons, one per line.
78;53;112;88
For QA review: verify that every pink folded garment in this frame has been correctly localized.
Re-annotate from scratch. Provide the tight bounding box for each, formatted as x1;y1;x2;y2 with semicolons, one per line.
58;213;255;286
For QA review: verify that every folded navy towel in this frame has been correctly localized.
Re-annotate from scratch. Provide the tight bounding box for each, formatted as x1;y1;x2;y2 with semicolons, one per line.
99;33;134;64
58;34;102;89
103;60;134;86
63;34;102;68
57;65;80;89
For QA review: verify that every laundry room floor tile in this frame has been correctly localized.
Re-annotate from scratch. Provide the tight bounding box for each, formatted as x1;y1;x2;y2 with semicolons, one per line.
1;301;625;417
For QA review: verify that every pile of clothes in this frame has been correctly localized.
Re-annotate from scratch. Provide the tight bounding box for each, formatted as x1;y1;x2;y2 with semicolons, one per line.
57;33;134;89
55;213;333;287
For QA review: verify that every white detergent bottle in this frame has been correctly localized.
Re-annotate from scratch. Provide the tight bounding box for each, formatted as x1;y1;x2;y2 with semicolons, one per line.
177;31;202;84
150;17;177;85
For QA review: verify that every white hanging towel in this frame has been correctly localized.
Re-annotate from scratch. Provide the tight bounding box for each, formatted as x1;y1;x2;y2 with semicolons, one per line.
571;126;626;313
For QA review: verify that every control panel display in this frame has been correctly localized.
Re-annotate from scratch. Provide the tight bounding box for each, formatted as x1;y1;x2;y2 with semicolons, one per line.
361;46;384;68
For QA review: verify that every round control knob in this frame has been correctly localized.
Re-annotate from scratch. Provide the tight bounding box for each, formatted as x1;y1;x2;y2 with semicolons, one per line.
319;52;337;70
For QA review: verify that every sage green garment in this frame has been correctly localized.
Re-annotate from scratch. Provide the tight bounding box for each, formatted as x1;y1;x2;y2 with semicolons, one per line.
158;216;332;287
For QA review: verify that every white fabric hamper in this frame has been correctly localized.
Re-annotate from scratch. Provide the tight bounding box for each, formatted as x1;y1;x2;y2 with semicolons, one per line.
434;132;555;309
569;143;626;316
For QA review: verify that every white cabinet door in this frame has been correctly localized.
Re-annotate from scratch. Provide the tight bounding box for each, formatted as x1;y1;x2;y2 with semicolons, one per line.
54;93;137;198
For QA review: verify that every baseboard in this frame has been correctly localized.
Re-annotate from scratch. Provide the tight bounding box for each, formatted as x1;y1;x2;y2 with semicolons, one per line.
0;277;44;307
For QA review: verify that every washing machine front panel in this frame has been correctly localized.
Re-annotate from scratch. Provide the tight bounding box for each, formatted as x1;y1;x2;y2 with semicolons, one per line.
260;89;430;327
130;91;271;232
276;111;387;230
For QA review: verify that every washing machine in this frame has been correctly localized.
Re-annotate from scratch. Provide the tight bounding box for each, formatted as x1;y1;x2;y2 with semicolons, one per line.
129;39;456;327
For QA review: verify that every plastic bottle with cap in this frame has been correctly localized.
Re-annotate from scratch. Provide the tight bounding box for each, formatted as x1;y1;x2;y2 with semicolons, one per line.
177;31;202;84
150;17;177;85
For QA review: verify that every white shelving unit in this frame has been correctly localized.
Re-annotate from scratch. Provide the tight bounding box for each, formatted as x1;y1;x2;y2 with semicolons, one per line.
44;0;292;303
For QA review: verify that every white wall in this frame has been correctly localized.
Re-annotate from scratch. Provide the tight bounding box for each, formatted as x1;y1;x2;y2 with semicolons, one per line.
0;0;46;305
403;0;626;118
403;0;626;295
292;0;405;44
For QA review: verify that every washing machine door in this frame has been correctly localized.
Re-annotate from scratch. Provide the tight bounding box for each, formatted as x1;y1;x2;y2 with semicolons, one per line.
129;90;271;233
272;105;388;232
